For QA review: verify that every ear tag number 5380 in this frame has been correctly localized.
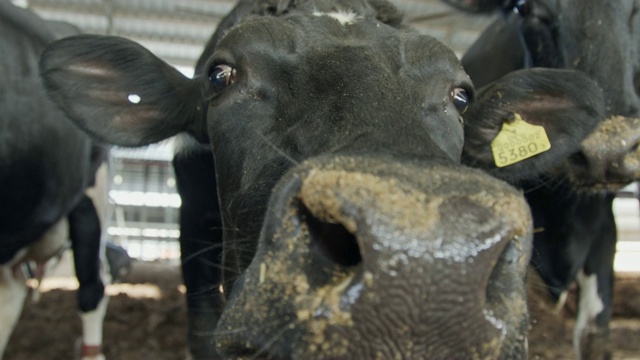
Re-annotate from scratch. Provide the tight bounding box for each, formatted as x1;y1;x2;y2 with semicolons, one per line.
491;113;551;168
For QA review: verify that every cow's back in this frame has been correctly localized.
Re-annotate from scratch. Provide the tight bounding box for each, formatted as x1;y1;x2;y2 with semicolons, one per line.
0;3;91;263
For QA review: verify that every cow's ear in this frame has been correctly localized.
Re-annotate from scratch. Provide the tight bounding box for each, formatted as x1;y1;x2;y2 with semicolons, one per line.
40;35;206;147
462;68;605;183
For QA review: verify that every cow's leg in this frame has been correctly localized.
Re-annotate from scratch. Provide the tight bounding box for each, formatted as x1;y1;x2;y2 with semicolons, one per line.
68;194;107;360
574;196;616;360
0;250;29;358
528;188;589;306
174;148;225;359
78;292;109;360
105;241;131;282
180;236;225;360
1;216;71;357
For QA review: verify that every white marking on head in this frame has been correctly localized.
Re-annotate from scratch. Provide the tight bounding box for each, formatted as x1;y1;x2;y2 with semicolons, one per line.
312;10;362;25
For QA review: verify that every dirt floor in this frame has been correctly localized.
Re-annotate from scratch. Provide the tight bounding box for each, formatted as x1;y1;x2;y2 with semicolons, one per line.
5;261;640;360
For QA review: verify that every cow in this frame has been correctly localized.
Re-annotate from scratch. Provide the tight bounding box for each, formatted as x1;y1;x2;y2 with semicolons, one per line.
442;0;640;359
0;1;110;359
39;0;610;357
172;141;225;358
105;241;132;283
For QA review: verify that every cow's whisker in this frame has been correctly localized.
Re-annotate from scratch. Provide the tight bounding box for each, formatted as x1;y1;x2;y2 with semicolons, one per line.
255;132;299;165
182;244;224;264
214;326;250;335
249;322;296;360
187;284;225;298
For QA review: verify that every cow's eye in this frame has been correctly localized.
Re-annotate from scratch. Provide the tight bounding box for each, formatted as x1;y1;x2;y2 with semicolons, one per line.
512;0;530;17
208;64;236;92
452;88;469;114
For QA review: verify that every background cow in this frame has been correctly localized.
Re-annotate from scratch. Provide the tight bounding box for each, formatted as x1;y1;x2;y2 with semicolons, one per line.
0;1;110;359
39;0;611;358
172;140;225;359
442;0;640;359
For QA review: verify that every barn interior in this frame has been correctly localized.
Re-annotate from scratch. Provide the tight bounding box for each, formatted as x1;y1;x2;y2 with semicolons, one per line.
4;0;640;359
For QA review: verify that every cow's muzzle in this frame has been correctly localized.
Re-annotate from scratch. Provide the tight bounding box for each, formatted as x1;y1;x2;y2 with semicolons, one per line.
215;156;533;359
566;116;640;192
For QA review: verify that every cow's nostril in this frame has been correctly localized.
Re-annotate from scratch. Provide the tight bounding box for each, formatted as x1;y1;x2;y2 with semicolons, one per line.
484;235;528;333
569;151;590;169
301;205;362;267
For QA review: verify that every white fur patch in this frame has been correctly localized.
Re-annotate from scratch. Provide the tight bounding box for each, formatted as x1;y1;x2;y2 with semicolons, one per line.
81;295;109;347
0;265;29;357
312;10;362;25
573;270;605;358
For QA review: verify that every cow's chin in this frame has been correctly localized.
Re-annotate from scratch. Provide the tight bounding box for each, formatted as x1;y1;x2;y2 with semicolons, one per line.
214;157;532;360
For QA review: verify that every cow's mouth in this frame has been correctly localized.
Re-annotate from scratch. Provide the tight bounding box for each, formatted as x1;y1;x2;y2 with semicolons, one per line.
563;115;640;192
564;152;637;193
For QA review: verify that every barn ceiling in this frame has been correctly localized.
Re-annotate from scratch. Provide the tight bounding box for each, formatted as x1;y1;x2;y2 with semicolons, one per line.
17;0;496;74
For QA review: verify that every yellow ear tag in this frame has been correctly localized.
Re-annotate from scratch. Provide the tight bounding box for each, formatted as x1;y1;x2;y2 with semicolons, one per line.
491;113;551;167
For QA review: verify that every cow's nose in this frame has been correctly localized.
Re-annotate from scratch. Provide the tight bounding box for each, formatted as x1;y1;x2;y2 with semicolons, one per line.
568;115;640;189
216;157;533;359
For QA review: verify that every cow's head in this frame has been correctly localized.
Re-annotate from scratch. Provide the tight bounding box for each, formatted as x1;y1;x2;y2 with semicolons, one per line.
445;0;640;191
40;0;605;357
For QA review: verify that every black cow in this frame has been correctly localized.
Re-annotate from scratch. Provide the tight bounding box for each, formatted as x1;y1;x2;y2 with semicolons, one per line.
172;141;225;358
105;240;132;283
443;0;640;359
39;0;609;357
0;2;109;359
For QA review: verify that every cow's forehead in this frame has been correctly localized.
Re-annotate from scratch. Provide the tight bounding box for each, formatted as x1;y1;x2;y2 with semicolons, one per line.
214;12;466;85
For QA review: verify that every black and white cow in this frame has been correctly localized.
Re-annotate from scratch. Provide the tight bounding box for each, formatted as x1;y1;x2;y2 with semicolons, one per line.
39;0;611;357
443;0;640;359
0;2;110;359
